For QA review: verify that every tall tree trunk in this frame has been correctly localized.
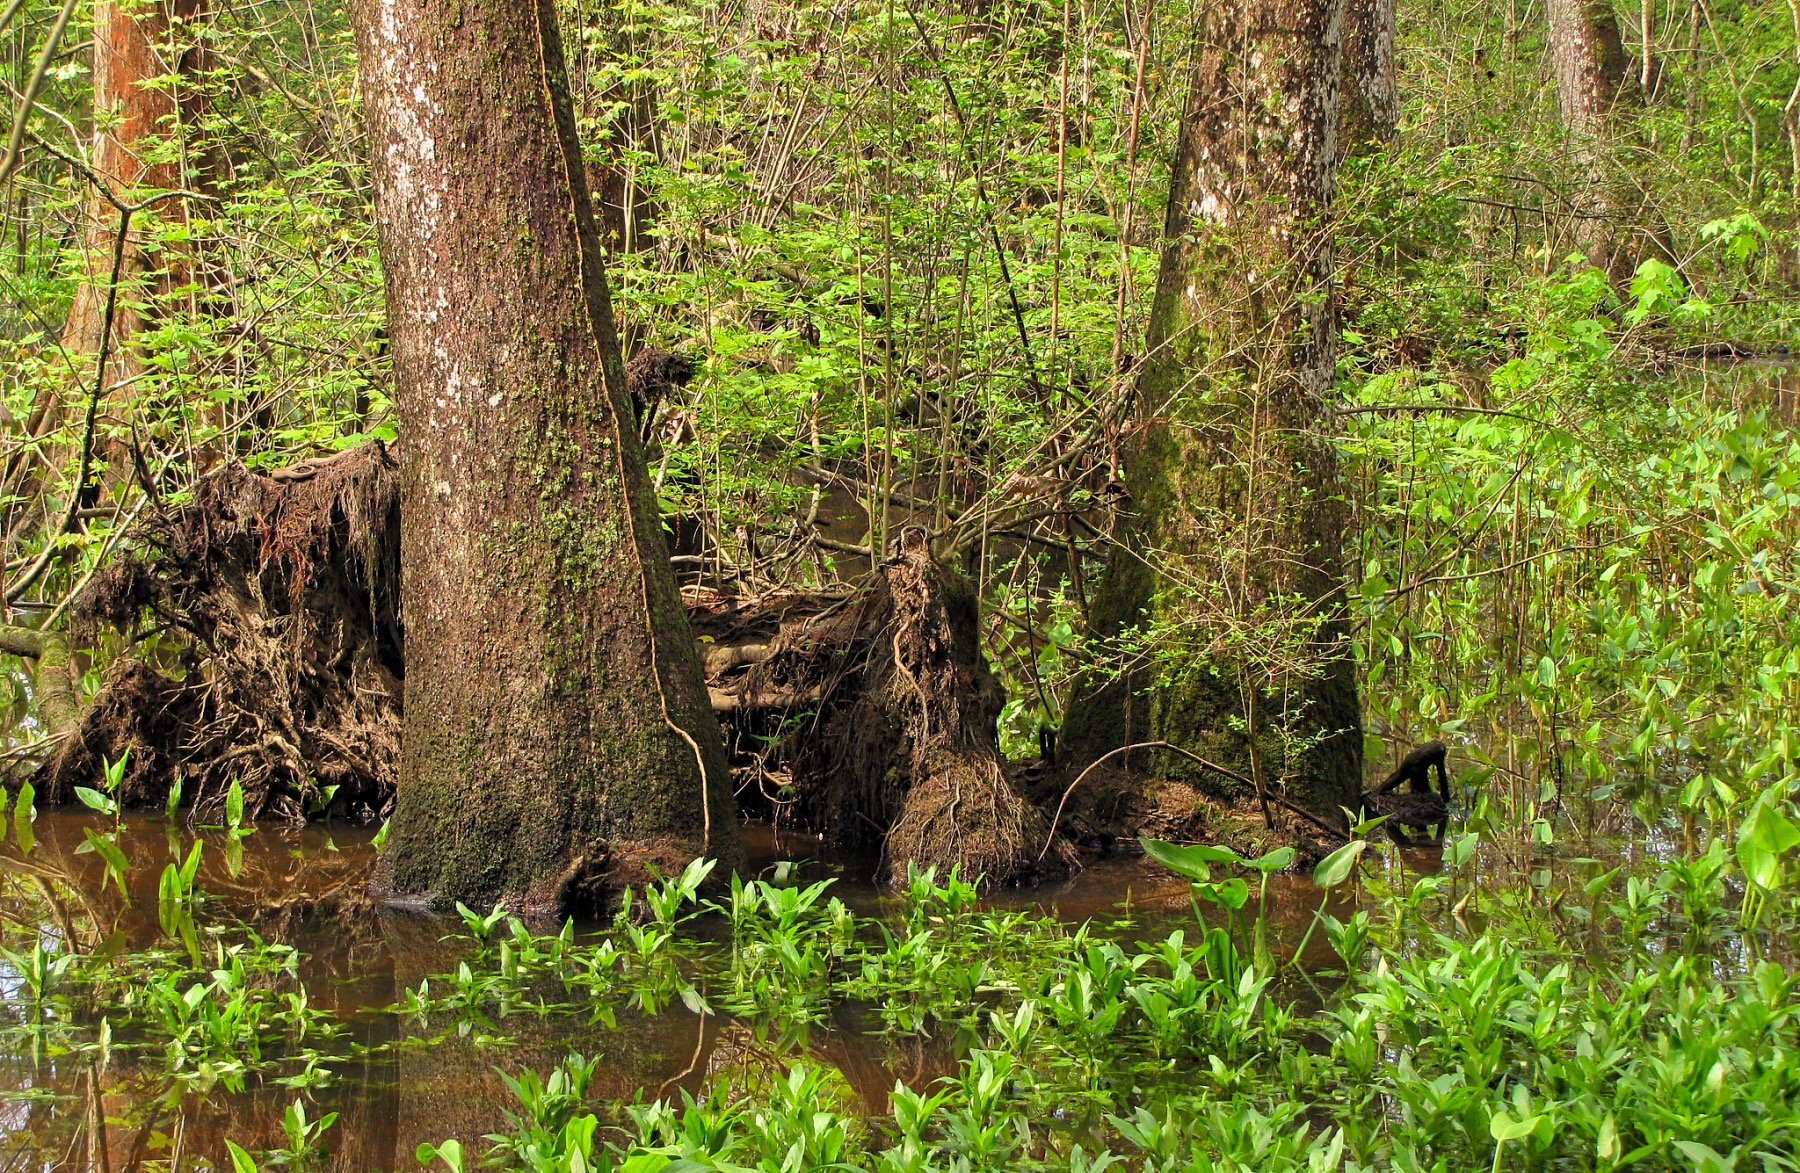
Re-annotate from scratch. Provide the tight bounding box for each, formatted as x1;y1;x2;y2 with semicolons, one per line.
1545;0;1660;278
350;0;735;911
1062;0;1363;824
57;2;210;386
1340;0;1398;156
10;3;211;549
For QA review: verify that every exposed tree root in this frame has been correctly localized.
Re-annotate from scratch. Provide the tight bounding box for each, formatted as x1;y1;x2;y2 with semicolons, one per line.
36;442;402;823
722;531;1075;885
27;442;1073;884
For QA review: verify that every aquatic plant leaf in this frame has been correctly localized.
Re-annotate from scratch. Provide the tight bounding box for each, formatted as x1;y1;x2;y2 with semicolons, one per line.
13;780;33;855
159;863;182;938
1140;838;1238;881
1248;846;1295;874
1738;798;1800;889
1443;832;1478;868
180;840;203;887
226;779;245;830
1312;841;1367;889
1673;1141;1736;1173
74;786;116;815
1194;878;1249;911
1488;1109;1539;1141
82;828;129;897
224;1140;258;1173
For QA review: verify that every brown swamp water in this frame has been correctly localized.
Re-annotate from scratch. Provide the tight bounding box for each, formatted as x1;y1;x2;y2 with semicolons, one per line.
0;811;1624;1171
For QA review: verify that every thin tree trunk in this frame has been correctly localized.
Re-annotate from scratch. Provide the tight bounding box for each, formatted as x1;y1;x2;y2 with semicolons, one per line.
1063;0;1363;825
1680;0;1701;156
1340;0;1398;156
350;0;735;912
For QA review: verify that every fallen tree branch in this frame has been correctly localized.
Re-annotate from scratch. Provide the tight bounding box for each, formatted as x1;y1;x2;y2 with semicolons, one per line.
1038;740;1348;862
0;622;79;735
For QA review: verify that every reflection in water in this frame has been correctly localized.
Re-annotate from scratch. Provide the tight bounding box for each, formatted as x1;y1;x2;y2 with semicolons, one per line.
0;810;1565;1170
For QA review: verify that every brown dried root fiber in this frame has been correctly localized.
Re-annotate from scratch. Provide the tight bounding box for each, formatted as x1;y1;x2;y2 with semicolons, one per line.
39;442;402;823
734;531;1073;885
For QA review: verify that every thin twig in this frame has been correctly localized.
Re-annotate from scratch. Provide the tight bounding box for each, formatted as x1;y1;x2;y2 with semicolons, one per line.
0;0;81;185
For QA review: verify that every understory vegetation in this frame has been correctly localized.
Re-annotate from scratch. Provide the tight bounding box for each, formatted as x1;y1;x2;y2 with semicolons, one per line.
2;826;1797;1171
0;0;1798;1166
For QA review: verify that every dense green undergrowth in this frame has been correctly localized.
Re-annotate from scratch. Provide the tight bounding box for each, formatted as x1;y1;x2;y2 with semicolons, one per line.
1;821;1797;1172
2;0;1800;1168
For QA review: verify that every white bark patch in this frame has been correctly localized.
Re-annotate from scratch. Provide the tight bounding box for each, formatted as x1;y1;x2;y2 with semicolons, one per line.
373;0;447;241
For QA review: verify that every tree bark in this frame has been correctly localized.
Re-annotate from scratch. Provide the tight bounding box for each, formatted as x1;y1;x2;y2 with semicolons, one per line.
1547;0;1638;137
57;2;210;385
0;624;80;735
1339;0;1398;156
350;0;734;912
1062;0;1363;825
1544;0;1661;278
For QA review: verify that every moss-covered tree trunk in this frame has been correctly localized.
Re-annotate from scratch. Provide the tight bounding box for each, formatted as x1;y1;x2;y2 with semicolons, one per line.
350;0;734;912
1063;0;1363;823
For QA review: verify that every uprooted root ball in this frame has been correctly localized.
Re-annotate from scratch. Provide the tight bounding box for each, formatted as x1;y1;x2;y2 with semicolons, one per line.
728;532;1074;885
39;442;403;823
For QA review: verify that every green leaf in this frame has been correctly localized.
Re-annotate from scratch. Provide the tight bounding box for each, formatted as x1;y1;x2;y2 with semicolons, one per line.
82;829;129;898
1312;840;1367;889
1140;838;1239;882
619;1156;678;1173
1489;1109;1539;1142
74;787;117;815
1248;846;1295;874
179;839;203;888
13;780;34;855
1194;878;1249;911
158;863;182;938
416;1139;464;1172
1443;832;1479;868
102;750;129;792
1596;1113;1620;1162
224;1140;259;1173
1673;1141;1736;1173
1738;796;1800;889
226;779;245;830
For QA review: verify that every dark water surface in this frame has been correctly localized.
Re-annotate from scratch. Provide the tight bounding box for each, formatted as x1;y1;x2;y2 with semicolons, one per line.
0;812;1474;1170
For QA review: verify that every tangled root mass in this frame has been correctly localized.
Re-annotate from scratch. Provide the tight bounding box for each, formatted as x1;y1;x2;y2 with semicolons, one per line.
40;437;1072;884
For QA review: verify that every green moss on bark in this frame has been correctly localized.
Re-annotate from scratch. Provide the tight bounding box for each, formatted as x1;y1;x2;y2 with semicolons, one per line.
354;0;736;913
1062;0;1362;823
